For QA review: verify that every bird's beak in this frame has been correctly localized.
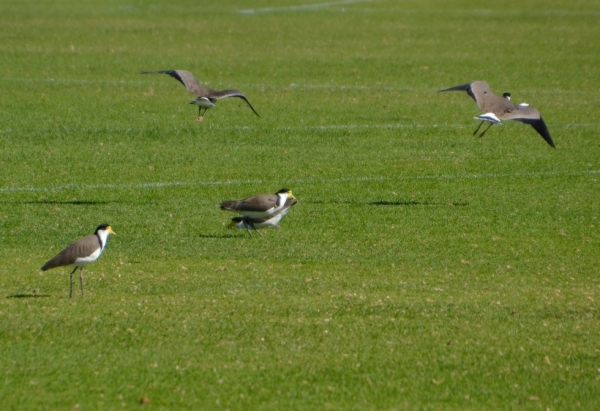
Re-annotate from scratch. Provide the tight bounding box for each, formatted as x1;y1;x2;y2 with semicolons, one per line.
287;191;295;199
228;221;237;228
108;227;116;236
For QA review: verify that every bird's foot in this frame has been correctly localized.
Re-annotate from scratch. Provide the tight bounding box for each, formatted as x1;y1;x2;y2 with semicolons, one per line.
196;116;204;122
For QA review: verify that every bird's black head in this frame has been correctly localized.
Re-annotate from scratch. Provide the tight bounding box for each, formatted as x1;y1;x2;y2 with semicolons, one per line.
277;188;291;194
503;92;511;99
94;224;115;235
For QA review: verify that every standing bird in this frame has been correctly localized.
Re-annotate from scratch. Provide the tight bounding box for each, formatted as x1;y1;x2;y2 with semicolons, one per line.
140;70;260;122
230;197;297;236
221;188;295;218
439;81;554;148
41;224;116;298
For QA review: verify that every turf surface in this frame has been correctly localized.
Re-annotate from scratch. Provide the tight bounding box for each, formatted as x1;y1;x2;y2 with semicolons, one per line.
1;0;599;409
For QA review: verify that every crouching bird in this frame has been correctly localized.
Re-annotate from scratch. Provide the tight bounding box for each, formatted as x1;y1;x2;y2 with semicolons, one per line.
230;197;297;236
41;224;116;298
220;188;295;218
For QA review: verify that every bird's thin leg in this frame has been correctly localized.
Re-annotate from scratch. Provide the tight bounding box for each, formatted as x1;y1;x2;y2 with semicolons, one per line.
246;222;262;236
197;107;207;122
69;267;78;298
80;268;85;298
478;122;494;138
472;121;484;136
253;225;263;237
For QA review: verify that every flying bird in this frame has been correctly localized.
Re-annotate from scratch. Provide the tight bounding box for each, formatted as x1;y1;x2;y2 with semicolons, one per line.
221;188;295;218
439;81;554;148
41;224;116;298
141;70;260;122
230;197;297;236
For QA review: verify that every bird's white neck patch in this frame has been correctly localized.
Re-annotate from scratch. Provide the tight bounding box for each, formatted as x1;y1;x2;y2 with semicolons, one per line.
276;193;288;208
96;229;111;250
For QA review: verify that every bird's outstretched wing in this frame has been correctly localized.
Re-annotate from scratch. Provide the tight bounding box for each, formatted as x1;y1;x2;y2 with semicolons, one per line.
501;105;555;148
439;82;478;104
141;70;209;96
211;89;260;117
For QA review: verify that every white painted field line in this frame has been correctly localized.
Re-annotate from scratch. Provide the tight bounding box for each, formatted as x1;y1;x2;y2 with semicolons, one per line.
203;122;600;131
0;77;596;98
291;7;600;17
288;83;422;92
204;123;465;131
1;121;598;136
0;77;146;86
2;170;597;194
238;0;373;14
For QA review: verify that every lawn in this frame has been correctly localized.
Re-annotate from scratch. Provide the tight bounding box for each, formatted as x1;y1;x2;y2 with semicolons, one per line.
0;0;599;409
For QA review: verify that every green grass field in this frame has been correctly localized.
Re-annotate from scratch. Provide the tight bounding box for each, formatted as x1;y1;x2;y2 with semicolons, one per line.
1;0;599;409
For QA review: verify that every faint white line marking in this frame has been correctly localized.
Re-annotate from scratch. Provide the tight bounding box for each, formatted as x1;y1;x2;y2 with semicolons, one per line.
288;83;418;91
0;77;146;86
294;8;600;17
238;0;373;14
0;77;595;97
2;171;597;193
2;122;599;135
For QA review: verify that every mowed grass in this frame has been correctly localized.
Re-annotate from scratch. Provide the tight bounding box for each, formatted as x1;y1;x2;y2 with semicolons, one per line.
1;0;599;409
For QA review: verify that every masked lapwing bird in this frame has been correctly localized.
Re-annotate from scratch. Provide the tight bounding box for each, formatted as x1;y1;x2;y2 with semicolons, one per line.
221;188;295;218
230;197;297;236
140;70;260;122
41;224;116;298
439;81;555;148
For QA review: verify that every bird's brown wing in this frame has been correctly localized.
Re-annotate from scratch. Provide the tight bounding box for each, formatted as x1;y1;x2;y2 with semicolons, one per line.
210;89;260;117
501;105;555;148
41;234;101;270
438;82;481;106
500;104;541;121
141;70;210;97
232;198;297;224
439;81;507;114
221;193;278;213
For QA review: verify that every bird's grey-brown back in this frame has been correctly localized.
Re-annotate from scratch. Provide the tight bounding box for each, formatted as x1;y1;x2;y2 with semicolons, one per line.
221;193;279;213
41;233;102;270
221;189;294;217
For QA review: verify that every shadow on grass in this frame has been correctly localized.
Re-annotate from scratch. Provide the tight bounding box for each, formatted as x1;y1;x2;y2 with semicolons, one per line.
198;233;245;239
370;200;469;206
6;293;51;299
21;200;118;205
308;200;468;206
